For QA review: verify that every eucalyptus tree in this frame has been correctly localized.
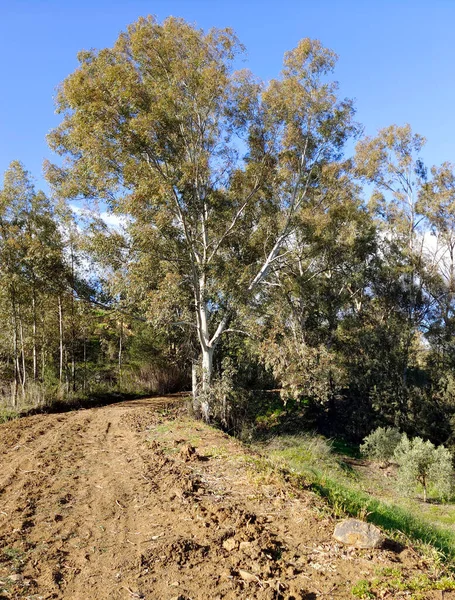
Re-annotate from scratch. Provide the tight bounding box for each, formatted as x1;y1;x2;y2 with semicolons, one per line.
256;164;377;404
0;162;66;402
419;163;455;371
355;125;433;388
355;124;427;249
46;16;358;419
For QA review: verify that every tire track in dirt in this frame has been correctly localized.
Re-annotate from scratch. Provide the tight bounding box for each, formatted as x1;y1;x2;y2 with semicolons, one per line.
1;397;454;600
0;397;186;599
0;413;73;496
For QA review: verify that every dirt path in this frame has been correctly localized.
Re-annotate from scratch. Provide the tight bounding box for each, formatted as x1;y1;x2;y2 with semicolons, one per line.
0;398;452;599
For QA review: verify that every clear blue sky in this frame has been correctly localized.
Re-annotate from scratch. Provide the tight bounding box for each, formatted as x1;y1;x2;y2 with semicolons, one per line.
1;0;455;192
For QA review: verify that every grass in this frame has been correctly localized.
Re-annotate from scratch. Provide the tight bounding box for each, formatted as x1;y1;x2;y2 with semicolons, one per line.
0;408;18;424
351;566;455;599
259;434;455;564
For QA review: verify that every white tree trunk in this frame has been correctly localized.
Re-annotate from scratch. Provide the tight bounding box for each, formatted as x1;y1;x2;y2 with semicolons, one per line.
200;345;214;422
202;346;213;389
58;295;64;384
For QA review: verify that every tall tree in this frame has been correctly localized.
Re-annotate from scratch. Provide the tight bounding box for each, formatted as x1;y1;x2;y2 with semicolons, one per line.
419;163;455;370
355;125;432;386
0;162;67;403
355;124;427;249
46;16;358;419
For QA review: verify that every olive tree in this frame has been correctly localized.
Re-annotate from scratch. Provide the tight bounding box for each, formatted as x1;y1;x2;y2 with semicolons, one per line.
360;427;402;464
394;435;453;502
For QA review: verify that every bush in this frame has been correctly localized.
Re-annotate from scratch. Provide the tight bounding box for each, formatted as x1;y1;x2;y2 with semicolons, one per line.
360;427;402;463
394;435;454;502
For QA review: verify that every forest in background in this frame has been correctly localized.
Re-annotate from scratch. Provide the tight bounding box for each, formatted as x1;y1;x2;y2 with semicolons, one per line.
2;16;455;447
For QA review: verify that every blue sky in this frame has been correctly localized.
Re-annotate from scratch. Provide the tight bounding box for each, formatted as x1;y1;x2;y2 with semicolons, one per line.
1;0;455;192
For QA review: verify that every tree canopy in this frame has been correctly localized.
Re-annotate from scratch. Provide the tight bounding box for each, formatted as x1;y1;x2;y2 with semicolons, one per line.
0;15;455;445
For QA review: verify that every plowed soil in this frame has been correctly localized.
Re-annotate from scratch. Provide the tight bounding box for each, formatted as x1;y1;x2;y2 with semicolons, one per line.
0;397;452;599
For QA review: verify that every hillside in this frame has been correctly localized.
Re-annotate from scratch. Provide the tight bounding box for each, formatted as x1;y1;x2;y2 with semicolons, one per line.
0;397;453;600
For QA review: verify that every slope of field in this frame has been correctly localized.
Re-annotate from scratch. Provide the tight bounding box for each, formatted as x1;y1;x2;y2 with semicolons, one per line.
0;397;452;600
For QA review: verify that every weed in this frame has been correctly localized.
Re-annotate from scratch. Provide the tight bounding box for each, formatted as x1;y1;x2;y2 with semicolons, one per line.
351;579;375;598
358;569;455;598
1;547;25;570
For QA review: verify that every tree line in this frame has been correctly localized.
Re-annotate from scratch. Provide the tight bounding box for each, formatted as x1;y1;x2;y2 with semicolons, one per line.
2;15;455;445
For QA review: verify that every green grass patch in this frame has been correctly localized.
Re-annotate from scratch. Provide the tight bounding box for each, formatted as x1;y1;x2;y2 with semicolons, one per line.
331;438;361;459
0;408;18;424
352;567;455;599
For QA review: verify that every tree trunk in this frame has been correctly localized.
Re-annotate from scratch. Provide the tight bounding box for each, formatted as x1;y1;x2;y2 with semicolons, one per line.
41;314;46;382
70;243;76;392
202;345;213;390
12;318;18;408
200;346;214;422
58;295;64;384
118;317;123;388
19;317;26;397
83;335;87;393
193;272;229;421
32;283;37;381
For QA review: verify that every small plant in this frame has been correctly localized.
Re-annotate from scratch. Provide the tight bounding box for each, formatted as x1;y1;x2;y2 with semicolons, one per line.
394;435;454;502
351;579;375;599
360;426;402;463
1;547;25;570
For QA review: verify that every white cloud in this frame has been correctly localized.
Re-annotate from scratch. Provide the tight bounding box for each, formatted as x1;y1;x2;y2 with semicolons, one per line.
99;211;128;230
69;203;129;231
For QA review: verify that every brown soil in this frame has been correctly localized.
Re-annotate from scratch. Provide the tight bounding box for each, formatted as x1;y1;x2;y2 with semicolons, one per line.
0;397;452;599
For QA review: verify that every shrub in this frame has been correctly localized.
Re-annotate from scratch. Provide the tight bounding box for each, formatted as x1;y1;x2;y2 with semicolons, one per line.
360;427;402;463
393;435;454;502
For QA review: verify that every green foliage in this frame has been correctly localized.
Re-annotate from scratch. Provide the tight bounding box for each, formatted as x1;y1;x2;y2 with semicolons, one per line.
2;13;455;450
360;427;402;463
0;160;190;410
351;580;374;599
0;409;18;423
196;358;245;429
353;570;455;599
394;435;454;502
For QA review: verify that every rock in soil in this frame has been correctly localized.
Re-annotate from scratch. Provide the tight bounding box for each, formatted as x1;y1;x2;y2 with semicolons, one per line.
333;518;384;548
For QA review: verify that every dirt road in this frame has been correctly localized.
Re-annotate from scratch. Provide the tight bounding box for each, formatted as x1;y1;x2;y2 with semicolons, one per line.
0;398;451;599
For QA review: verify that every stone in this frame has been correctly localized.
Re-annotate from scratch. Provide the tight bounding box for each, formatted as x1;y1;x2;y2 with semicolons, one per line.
222;537;237;551
238;569;257;583
333;518;384;549
239;541;252;551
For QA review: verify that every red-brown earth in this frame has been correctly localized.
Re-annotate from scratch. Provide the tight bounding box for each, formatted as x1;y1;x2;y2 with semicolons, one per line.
0;396;453;599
